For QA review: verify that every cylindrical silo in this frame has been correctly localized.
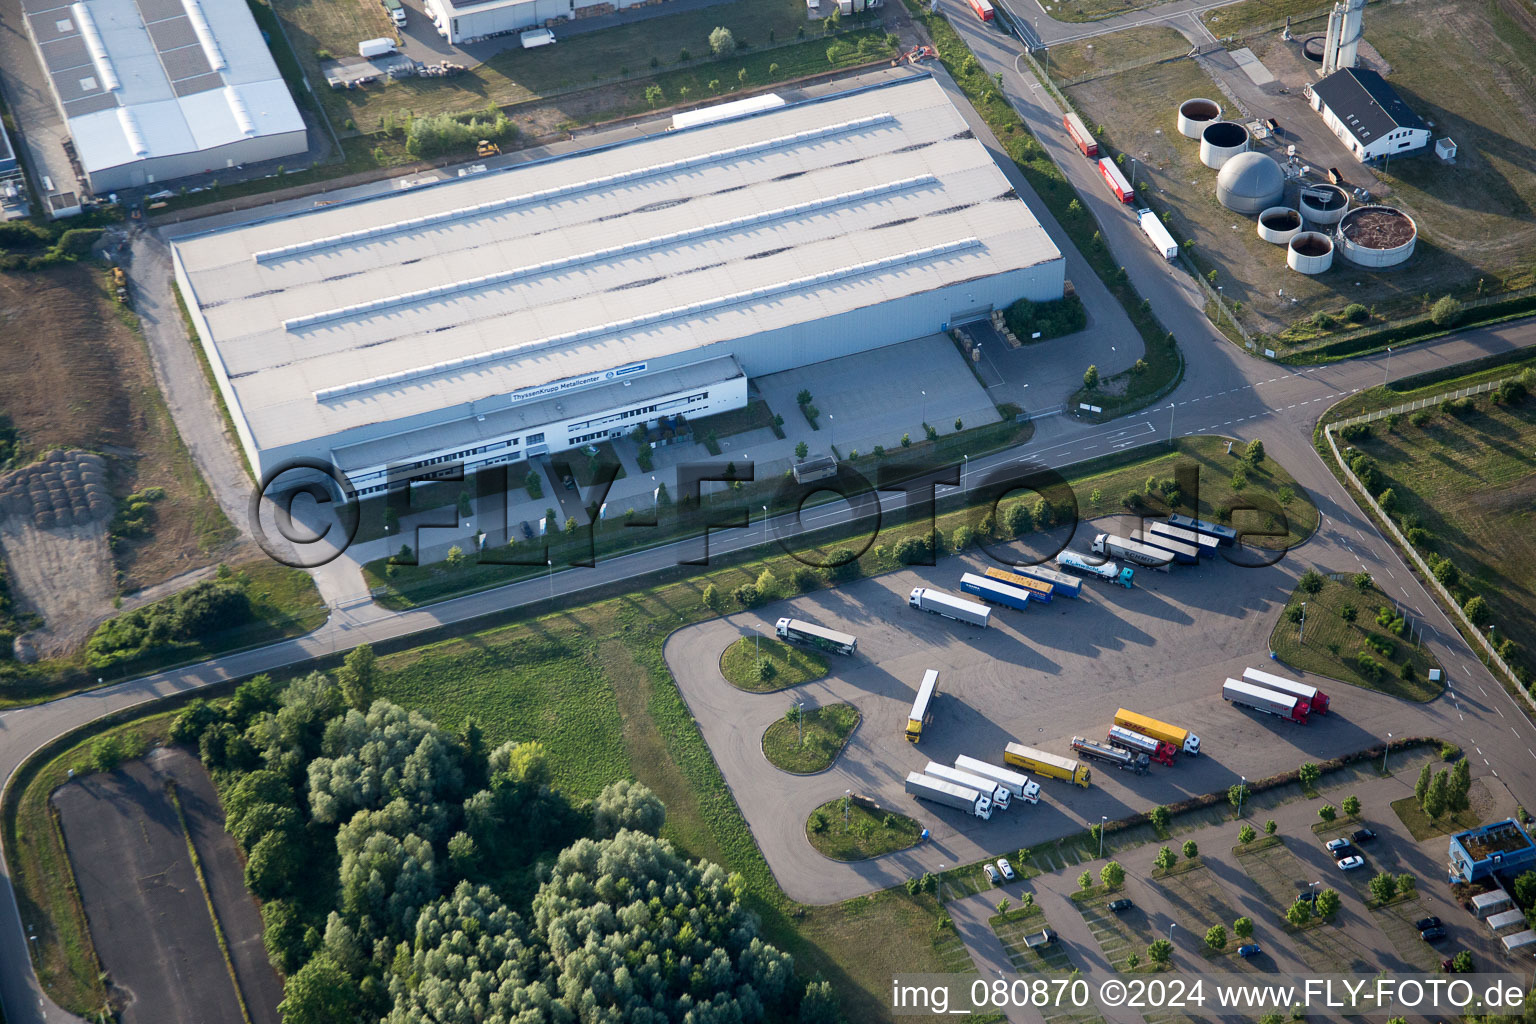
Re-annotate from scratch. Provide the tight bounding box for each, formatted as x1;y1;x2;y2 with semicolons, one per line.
1257;207;1301;245
1336;206;1417;268
1200;121;1250;169
1288;232;1334;274
1177;98;1222;139
1298;184;1349;226
1215;151;1283;212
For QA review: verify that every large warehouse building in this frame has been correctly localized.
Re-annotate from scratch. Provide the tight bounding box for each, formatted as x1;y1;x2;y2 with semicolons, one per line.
21;0;307;192
425;0;662;45
171;74;1065;493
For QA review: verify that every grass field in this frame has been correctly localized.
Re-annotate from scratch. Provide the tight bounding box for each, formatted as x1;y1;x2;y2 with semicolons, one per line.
1201;0;1336;36
1041;0;1169;24
764;703;860;774
1323;350;1536;424
1045;27;1187;84
720;636;828;693
1334;395;1536;683
805;798;922;861
1390;793;1482;842
1269;576;1443;701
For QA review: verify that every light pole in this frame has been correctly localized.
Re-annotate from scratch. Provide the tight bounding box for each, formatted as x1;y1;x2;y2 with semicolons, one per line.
844;789;852;831
921;389;927;426
1382;732;1392;773
828;413;834;453
796;697;804;747
1168;922;1177;942
1237;775;1246;819
1099;815;1107;858
1299;601;1307;644
962;453;969;492
547;558;553;600
1168;401;1176;447
1383;345;1393;386
762;504;768;543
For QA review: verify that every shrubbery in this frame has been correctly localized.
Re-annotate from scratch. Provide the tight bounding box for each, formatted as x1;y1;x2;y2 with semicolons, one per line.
404;108;518;158
1004;294;1087;341
85;580;253;669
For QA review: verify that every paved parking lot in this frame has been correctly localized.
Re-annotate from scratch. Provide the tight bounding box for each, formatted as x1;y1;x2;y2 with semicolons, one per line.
667;516;1455;904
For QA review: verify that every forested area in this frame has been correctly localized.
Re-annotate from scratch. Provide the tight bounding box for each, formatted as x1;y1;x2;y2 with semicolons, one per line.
170;645;837;1024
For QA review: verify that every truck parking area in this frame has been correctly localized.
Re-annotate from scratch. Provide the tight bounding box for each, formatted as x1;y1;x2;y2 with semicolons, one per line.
666;517;1438;904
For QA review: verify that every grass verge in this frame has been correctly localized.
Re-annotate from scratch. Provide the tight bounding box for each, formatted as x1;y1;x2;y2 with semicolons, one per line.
1269;576;1442;701
167;781;253;1024
764;703;859;774
720;636;828;693
1389;795;1481;842
1323;348;1536;424
805;799;922;862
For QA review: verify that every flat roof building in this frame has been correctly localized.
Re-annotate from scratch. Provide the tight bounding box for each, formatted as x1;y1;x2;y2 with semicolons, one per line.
1309;67;1429;163
1448;819;1536;884
20;0;307;193
171;74;1065;493
424;0;660;45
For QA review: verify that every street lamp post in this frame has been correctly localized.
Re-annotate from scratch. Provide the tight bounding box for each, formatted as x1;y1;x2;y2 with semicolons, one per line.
796;697;804;747
921;389;927;426
1168;401;1176;447
1299;601;1307;644
1384;346;1393;386
762;504;768;544
1168;922;1178;942
963;453;969;492
547;558;553;600
1382;732;1392;773
1099;815;1107;858
1237;775;1246;819
844;789;852;831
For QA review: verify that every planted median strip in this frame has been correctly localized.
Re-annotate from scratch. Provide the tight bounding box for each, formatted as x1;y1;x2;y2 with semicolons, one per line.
764;703;860;775
720;636;828;693
806;798;922;862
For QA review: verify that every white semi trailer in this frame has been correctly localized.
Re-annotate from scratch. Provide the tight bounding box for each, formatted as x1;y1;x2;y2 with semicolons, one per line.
905;771;992;819
908;587;991;628
925;762;1011;810
953;755;1041;805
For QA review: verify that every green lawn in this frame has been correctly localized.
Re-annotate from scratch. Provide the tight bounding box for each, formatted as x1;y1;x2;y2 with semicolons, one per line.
1201;0;1336;37
1269;577;1442;701
692;399;780;442
1323;349;1536;424
720;636;828;693
805;799;922;861
1389;794;1482;842
764;703;859;774
1045;26;1188;84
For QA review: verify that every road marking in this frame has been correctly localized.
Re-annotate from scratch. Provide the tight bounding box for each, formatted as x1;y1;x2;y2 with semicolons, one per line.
1479;685;1488;696
1497;706;1505;718
1384;567;1395;579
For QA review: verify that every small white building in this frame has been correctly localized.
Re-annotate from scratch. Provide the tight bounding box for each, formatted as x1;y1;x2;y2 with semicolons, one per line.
426;0;658;45
1309;67;1429;163
1487;909;1527;934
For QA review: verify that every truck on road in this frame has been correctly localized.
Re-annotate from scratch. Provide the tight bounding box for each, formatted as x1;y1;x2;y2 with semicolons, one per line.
1223;678;1308;723
1091;533;1172;570
954;755;1041;805
1131;528;1199;566
909;588;991;628
905;771;992;819
906;669;939;744
1166;513;1238;546
1005;743;1091;788
1063;112;1099;157
1243;666;1329;715
1114;708;1201;756
1055;550;1135;588
1136;208;1179;259
775;618;857;655
925;762;1011;810
1107;724;1177;766
959;573;1032;613
987;564;1079;600
1146;521;1219;558
1072;735;1149;774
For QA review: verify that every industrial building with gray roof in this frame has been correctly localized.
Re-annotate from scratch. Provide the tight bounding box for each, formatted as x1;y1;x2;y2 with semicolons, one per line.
171;73;1065;491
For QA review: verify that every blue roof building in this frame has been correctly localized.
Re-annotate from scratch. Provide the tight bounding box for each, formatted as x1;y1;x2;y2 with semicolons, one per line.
1448;819;1536;884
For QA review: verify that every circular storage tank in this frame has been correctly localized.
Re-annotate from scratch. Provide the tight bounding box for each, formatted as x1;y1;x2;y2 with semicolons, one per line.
1337;205;1417;267
1177;98;1222;139
1215;151;1283;212
1298;183;1349;225
1200;121;1250;169
1257;206;1302;245
1301;35;1326;62
1288;232;1334;274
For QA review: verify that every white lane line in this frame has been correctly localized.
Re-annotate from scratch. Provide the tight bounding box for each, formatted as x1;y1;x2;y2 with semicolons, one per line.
1497;706;1505;718
1384;567;1395;579
1480;685;1488;696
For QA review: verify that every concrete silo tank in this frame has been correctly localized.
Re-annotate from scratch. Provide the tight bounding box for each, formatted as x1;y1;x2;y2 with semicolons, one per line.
1177;98;1222;139
1200;121;1250;169
1288;232;1334;274
1216;151;1283;212
1337;206;1417;268
1257;207;1301;245
1298;184;1349;226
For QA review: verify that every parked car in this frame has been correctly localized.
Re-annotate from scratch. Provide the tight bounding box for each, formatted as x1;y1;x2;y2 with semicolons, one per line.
1351;828;1378;844
1238;944;1263;959
1325;837;1351;852
1420;926;1447;942
984;863;1000;886
520;520;534;540
1330;844;1356;861
997;858;1015;882
1337;855;1365;871
1414;916;1442;932
1108;898;1134;913
562;474;576;491
1297;891;1318;906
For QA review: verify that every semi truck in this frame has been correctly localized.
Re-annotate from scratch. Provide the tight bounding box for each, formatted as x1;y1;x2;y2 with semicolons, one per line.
954;755;1041;805
1063;112;1099;157
959;573;1032;612
1071;735;1149;774
1166;513;1238;546
1243;666;1329;715
1146;521;1219;558
1222;678;1308;723
381;0;406;26
967;0;994;21
1107;724;1177;766
987;564;1080;600
1136;208;1179;260
925;762;1011;810
977;567;1053;604
906;669;939;744
905;771;992;819
1055;550;1135;588
1097;157;1134;203
1131;528;1199;566
775;618;857;655
1091;533;1172;570
1114;708;1201;756
909;588;991;628
1004;742;1091;788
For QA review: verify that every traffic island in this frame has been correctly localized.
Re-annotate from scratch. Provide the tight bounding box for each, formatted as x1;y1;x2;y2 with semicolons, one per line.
719;636;828;693
764;703;860;774
806;797;922;861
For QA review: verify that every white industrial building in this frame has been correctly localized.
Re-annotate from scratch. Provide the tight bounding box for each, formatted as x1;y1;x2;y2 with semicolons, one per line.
425;0;659;44
21;0;307;192
1309;67;1429;163
170;74;1065;491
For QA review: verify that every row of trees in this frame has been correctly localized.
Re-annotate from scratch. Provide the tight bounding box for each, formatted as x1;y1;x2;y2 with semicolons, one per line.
169;646;837;1024
1415;758;1472;820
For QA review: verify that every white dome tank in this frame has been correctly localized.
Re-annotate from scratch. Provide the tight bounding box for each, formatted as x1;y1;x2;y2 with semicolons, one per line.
1177;98;1222;139
1337;206;1417;268
1216;151;1284;212
1200;121;1250;169
1288;232;1334;274
1257;207;1302;245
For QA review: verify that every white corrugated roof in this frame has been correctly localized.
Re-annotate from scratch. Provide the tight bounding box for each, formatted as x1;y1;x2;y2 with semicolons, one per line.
172;75;1062;455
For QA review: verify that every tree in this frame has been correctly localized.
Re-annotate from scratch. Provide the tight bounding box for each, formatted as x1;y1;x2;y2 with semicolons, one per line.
708;25;735;56
1083;364;1100;390
1147;938;1173;965
1239;824;1257;845
1424;769;1449;819
1287;899;1313;928
1416;762;1433;804
1149;805;1171;835
795;441;809;460
278;953;359;1024
645;83;664;107
1153;846;1176;871
1228;782;1250;814
1353;571;1374;592
1205;924;1227;951
1125;952;1140;969
1430;294;1463;326
1342;794;1361;817
1318;803;1337;822
797;388;813;407
1234;916;1253;939
1449;758;1471;812
954;417;963;432
1463;594;1492;627
1450;950;1474;974
1397;873;1415;895
1369;872;1398;904
1003;501;1033;538
1298;762;1321;791
337;643;376;712
702;583;722;612
590;779;665;839
1101;861;1125;889
1299;568;1325;594
800;979;840;1024
1264;819;1277;836
1182;839;1199;860
1313;887;1340;919
1078;870;1093;892
1244;438;1266;466
1088;821;1102;848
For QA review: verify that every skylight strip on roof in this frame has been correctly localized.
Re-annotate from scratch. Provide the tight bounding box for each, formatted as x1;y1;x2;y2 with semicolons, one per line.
71;3;120;92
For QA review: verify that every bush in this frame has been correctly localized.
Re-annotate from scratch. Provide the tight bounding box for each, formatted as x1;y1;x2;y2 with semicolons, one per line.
404;108;517;158
1410;408;1433;427
1238;824;1256;844
708;26;735;56
1205;924;1227;951
1430;295;1463;327
1299;568;1325;594
1343;303;1369;323
1317;803;1336;822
